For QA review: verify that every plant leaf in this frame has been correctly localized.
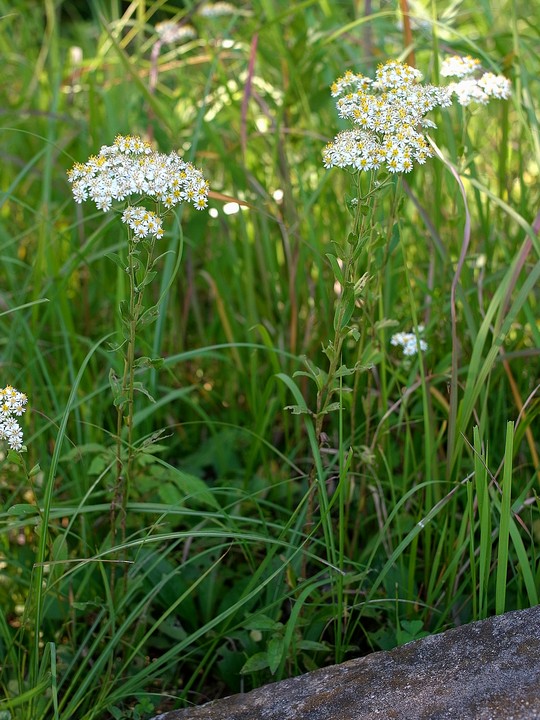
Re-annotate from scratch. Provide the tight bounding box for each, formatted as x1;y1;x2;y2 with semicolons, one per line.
267;635;284;675
105;252;127;272
326;252;344;285
240;652;269;674
133;382;156;403
284;404;312;415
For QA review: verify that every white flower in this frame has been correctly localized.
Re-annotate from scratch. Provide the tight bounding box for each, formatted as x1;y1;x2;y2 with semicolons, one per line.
447;78;489;106
440;55;481;78
0;385;27;451
198;1;236;17
121;206;163;240
391;331;428;356
330;70;372;98
441;56;511;106
155;21;196;43
372;60;423;90
478;72;511;100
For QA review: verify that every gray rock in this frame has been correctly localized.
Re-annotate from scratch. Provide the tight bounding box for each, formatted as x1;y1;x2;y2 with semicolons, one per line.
151;606;540;719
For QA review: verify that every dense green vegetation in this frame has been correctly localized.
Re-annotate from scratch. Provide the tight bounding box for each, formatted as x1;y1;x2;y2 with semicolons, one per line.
0;1;538;718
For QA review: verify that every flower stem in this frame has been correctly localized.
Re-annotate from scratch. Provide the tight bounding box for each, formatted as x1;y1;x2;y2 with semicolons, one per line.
303;174;369;573
111;230;151;589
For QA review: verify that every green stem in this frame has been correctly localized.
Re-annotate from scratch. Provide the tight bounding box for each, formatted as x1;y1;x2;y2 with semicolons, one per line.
124;233;160;526
315;176;368;430
303;173;370;572
122;256;137;541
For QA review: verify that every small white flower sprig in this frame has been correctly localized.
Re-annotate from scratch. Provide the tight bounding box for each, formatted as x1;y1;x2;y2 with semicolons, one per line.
323;60;453;174
155;20;196;43
391;328;428;357
0;385;27;452
441;55;512;106
67;134;209;239
199;1;237;17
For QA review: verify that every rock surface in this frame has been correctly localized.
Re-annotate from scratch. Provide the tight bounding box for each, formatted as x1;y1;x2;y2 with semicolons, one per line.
151;605;540;720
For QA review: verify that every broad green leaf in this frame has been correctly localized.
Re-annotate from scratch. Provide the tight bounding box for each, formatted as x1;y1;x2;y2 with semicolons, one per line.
156;464;219;509
240;652;269;675
243;614;281;631
267;635;284;675
139;270;157;288
6;450;23;466
6;504;39;516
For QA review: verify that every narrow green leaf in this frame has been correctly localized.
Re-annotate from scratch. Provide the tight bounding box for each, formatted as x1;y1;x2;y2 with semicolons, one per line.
132;382;156;403
105;252;127;273
134;356;165;370
351;232;370;262
325;252;344;285
296;640;328;652
334;283;356;332
334;363;357;378
389;221;400;253
139;305;160;326
495;421;514;615
119;299;132;323
284;404;312;415
320;401;342;414
473;426;491;620
509;518;538;606
109;369;124;405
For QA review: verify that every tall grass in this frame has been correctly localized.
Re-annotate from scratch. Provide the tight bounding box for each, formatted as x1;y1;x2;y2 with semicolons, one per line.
0;1;538;718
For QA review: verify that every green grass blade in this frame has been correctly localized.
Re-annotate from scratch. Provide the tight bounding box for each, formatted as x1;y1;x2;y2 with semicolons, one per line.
495;421;514;615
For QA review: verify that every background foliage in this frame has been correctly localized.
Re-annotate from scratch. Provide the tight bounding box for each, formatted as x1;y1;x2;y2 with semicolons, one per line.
0;1;539;718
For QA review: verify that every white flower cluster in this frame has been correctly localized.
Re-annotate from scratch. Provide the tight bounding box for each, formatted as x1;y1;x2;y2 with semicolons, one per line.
441;55;511;106
67;135;209;239
440;55;481;78
330;70;372;97
0;385;27;451
199;1;236;16
155;21;196;43
391;329;428;357
122;206;163;241
324;61;452;174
